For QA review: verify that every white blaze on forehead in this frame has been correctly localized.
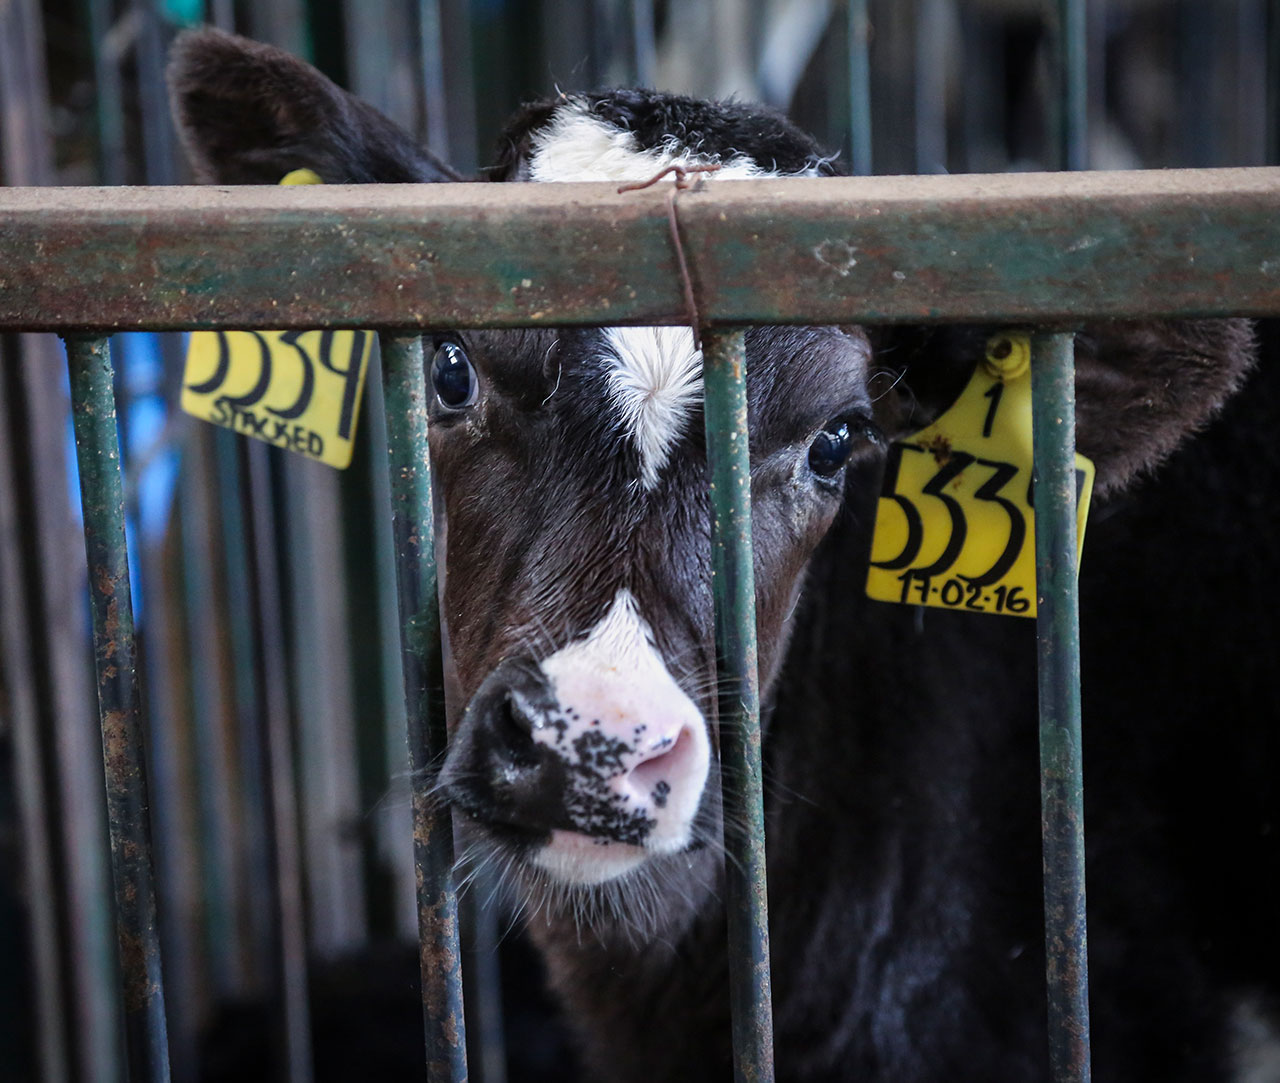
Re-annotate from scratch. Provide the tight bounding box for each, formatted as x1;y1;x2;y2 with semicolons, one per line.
601;326;703;489
527;99;798;184
533;589;711;884
527;97;822;487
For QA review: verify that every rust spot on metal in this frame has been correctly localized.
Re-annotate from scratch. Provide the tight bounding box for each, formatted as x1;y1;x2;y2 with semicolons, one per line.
103;597;120;656
95;565;115;597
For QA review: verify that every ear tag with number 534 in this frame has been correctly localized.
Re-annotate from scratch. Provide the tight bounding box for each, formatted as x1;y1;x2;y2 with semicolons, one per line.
180;169;374;469
865;333;1094;618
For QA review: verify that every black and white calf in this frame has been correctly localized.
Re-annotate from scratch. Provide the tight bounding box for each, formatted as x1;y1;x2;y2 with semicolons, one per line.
170;30;1280;1083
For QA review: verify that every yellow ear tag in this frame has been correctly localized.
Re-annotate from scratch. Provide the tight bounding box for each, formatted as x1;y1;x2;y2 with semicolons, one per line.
864;332;1094;618
180;171;374;469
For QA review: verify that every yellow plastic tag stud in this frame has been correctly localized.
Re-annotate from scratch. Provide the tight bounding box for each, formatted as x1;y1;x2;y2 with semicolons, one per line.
865;332;1094;618
180;171;374;469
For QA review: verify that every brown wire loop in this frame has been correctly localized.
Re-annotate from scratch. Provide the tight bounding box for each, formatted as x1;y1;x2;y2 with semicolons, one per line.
617;163;720;350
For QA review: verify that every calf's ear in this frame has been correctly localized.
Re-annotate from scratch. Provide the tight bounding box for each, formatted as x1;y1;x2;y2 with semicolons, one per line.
167;28;459;185
872;318;1256;498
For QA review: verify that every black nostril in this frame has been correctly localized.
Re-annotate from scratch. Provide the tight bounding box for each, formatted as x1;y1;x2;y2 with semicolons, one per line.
501;690;535;735
490;691;541;767
446;657;563;815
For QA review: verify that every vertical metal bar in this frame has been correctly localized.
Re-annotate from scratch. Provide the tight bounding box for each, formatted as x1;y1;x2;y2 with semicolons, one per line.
1053;0;1088;170
631;0;657;86
441;0;479;175
461;876;506;1083
63;334;171;1083
350;358;418;940
1030;331;1091;1083
418;0;451;158
143;515;203;1083
701;328;774;1083
1268;0;1280;164
1085;0;1107;167
4;332;120;1083
135;0;177;185
1177;0;1216;166
0;365;71;1083
214;428;275;984
1234;0;1269;166
82;0;128;184
378;332;468;1083
241;441;314;1083
915;0;949;173
176;461;240;997
847;0;873;175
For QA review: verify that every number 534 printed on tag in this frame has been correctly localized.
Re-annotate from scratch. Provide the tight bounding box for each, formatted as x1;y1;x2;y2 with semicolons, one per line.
181;329;373;469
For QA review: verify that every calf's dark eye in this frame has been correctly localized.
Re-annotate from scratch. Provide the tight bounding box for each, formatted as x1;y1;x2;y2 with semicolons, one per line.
431;341;478;410
808;415;879;477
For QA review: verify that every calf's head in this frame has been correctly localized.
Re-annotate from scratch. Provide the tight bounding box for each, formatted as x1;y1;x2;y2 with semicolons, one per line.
170;30;1256;944
170;29;863;937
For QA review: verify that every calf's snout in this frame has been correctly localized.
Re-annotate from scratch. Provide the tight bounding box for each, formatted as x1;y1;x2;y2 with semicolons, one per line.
441;590;712;885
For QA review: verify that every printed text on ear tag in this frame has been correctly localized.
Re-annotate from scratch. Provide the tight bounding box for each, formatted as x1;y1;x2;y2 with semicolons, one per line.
180;169;374;469
181;330;373;468
864;332;1094;619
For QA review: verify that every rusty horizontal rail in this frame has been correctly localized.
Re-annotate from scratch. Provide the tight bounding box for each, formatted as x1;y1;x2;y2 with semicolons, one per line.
1;169;1279;332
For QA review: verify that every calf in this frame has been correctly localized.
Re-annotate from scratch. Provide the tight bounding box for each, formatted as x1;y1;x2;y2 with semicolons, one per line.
170;30;1279;1082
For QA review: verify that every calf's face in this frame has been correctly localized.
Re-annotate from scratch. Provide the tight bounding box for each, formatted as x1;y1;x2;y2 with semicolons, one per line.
429;324;878;912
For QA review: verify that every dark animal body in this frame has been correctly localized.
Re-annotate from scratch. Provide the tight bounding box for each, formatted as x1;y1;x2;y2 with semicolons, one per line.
170;30;1280;1082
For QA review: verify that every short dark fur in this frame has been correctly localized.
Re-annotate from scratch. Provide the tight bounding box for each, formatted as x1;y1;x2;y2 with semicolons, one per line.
490;88;837;181
169;32;1278;1082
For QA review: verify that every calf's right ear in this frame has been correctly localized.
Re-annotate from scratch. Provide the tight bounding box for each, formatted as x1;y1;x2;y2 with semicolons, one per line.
167;28;459;185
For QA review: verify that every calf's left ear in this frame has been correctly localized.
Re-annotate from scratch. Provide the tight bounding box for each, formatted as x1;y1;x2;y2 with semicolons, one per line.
167;28;459;185
872;318;1257;498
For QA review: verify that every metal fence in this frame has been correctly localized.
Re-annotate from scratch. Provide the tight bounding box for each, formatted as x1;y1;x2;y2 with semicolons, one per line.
1;2;1278;1083
4;164;1280;1083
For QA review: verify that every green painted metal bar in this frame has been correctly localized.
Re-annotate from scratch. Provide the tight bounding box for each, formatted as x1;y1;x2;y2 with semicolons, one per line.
378;332;468;1083
847;0;872;175
63;334;172;1083
1054;0;1088;170
4;171;1280;332
1030;331;1091;1083
702;327;775;1083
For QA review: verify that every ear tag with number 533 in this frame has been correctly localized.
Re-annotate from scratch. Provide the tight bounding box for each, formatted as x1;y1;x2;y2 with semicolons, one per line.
865;332;1094;618
180;169;374;469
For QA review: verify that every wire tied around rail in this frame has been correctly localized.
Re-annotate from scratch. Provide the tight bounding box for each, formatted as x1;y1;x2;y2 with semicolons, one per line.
617;163;720;350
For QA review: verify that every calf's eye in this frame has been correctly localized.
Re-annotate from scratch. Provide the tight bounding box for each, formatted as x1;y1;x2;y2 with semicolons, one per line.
808;415;879;477
431;341;478;410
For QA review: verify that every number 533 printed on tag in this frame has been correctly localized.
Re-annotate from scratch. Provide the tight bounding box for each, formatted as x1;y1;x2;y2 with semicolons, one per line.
181;329;373;469
865;333;1094;619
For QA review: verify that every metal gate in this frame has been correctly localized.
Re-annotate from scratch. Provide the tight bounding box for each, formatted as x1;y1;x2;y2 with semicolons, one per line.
1;2;1278;1083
